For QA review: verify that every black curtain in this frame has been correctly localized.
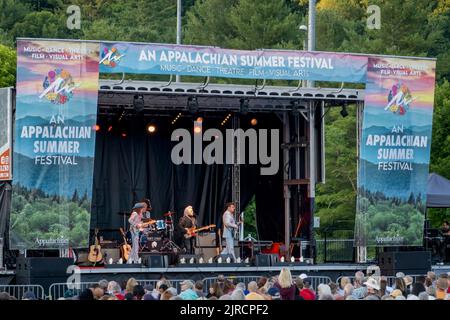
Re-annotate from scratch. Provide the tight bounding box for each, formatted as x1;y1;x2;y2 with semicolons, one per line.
91;112;284;242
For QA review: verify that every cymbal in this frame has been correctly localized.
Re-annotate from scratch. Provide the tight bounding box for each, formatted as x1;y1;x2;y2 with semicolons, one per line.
117;211;131;216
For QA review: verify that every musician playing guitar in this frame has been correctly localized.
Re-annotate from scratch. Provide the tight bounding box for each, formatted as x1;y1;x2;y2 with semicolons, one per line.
128;202;147;263
178;205;197;254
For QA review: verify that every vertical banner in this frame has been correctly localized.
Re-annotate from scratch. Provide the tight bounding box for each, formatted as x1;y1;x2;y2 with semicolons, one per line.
356;57;436;246
11;40;99;249
0;88;12;181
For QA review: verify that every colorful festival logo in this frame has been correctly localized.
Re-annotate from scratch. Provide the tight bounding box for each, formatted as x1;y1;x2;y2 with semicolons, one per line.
39;68;79;104
99;47;124;67
384;82;415;115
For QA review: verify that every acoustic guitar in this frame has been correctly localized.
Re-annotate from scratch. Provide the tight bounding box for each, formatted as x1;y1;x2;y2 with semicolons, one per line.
184;224;216;238
119;227;132;262
88;229;103;265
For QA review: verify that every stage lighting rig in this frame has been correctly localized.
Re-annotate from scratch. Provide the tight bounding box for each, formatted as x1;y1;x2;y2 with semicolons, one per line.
187;96;199;114
133;94;145;114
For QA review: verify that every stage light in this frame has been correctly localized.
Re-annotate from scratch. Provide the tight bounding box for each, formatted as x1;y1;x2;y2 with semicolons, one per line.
147;124;157;134
107;125;113;132
93;124;101;132
194;120;202;134
340;105;348;118
240;98;249;115
187;96;199;113
133;95;145;113
196;117;203;123
250;118;258;126
221;113;232;126
121;132;127;138
171;112;182;125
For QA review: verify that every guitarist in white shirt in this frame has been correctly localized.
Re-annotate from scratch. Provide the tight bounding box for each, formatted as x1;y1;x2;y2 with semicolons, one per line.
221;202;240;261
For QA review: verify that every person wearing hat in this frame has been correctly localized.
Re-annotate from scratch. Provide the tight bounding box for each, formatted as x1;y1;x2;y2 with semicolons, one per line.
390;289;403;298
363;277;380;298
128;202;146;263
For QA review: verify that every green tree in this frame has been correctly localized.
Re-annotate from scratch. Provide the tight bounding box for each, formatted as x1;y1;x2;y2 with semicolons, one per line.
0;44;16;87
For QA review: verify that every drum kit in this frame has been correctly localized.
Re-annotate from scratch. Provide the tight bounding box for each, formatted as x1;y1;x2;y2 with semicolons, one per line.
118;210;180;253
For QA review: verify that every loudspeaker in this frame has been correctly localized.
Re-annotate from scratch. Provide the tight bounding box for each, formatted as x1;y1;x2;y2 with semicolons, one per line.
378;251;431;276
255;254;278;266
140;253;168;268
16;257;74;291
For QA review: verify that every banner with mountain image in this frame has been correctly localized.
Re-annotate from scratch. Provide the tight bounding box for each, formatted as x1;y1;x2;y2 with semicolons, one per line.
356;57;436;246
11;40;99;249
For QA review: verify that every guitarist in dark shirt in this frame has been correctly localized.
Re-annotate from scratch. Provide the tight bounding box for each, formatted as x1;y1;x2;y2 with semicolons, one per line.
178;205;197;254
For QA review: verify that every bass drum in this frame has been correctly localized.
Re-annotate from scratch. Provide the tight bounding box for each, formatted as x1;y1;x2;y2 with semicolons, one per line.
146;231;166;252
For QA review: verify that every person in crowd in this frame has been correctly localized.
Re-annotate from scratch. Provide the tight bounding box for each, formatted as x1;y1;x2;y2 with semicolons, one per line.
317;284;333;300
98;279;108;292
160;290;173;300
133;285;145;300
125;277;138;295
390;289;403;299
95;287;106;300
411;282;426;296
338;277;350;296
245;281;265;300
295;278;304;296
207;282;224;299
79;289;94;300
363;277;380;299
22;291;37;300
436;277;449;300
299;278;316;300
273;267;296;300
223;279;235;295
352;271;367;299
195;280;207;299
231;289;246;300
179;280;199;300
343;283;354;299
268;287;282;300
418;292;430;300
394;277;407;297
404;276;413;295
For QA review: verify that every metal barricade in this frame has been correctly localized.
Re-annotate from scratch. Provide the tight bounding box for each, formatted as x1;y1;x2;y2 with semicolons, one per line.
0;284;45;300
48;282;98;300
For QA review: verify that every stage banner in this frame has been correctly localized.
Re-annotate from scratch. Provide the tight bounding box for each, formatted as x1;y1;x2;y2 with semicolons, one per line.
0;88;12;181
99;42;368;83
11;40;99;249
356;57;436;246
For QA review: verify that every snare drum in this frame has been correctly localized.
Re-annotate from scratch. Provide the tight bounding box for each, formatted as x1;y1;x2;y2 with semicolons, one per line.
156;220;166;230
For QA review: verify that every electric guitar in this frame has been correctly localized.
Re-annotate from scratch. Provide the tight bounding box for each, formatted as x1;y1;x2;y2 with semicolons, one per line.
131;219;157;232
88;229;103;265
119;227;132;262
184;224;216;238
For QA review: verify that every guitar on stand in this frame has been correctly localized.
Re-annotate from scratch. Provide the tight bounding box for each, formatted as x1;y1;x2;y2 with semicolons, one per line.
88;229;103;266
119;228;132;262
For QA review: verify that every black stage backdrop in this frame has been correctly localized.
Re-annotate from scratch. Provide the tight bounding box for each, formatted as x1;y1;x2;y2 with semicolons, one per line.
91;113;285;243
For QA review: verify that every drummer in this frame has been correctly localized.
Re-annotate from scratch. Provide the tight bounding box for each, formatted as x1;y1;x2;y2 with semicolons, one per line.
141;198;152;219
